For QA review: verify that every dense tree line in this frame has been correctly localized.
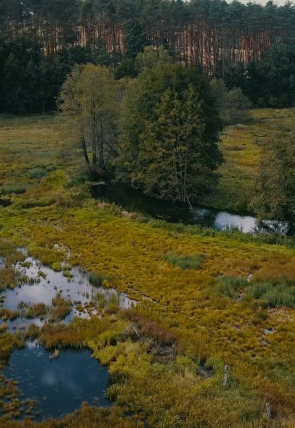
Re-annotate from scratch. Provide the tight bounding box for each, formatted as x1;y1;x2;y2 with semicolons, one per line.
1;0;295;70
1;0;295;113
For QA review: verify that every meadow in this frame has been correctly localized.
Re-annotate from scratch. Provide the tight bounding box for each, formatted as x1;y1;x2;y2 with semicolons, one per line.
203;108;295;211
1;111;295;427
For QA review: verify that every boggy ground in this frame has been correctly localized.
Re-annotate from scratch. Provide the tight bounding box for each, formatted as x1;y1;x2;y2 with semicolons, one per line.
1;113;295;427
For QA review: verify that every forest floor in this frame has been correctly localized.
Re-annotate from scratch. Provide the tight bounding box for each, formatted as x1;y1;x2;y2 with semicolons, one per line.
0;111;295;427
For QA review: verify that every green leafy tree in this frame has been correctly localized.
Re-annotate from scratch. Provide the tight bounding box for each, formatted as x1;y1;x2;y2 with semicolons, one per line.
1;38;43;113
117;47;223;202
59;64;119;177
210;78;251;125
138;86;220;202
124;20;148;60
251;129;295;230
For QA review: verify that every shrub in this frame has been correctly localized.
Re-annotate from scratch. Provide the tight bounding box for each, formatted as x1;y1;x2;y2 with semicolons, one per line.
165;252;205;270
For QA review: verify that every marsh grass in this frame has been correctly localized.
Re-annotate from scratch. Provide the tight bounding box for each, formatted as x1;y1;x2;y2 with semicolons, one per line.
2;113;295;426
165;252;205;270
25;303;48;319
105;294;120;314
0;308;19;321
89;271;114;286
0;404;144;427
0;332;24;361
49;293;72;322
203;108;295;211
247;278;295;307
217;274;295;308
27;168;46;179
2;183;27;194
217;275;248;297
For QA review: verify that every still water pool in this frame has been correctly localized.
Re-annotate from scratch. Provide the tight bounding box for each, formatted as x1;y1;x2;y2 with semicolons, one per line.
3;344;110;420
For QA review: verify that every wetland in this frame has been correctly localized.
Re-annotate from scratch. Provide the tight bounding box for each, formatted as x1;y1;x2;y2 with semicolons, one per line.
1;110;295;427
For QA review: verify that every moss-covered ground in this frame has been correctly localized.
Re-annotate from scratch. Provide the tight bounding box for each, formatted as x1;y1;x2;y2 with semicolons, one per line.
1;112;295;427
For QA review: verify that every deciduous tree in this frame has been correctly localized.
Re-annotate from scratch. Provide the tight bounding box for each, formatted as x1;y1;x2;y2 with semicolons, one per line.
251;129;295;231
117;47;223;202
59;64;119;177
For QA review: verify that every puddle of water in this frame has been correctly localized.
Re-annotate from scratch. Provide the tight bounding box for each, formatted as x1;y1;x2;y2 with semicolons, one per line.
3;343;110;420
1;255;135;332
264;328;274;335
199;363;212;378
0;197;12;207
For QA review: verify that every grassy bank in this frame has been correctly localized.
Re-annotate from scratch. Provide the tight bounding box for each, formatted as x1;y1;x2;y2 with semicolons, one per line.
203;108;295;211
1;113;295;426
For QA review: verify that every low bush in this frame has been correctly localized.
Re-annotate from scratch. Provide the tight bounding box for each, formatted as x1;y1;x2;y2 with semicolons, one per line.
127;311;177;345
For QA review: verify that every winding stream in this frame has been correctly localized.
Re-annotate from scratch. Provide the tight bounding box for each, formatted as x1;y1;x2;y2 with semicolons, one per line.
91;183;288;235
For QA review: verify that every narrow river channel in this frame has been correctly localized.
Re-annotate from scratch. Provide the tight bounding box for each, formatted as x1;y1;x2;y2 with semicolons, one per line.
91;183;288;235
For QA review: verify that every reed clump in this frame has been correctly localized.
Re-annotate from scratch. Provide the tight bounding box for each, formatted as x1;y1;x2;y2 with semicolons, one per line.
165;252;205;270
89;272;114;286
49;293;72;322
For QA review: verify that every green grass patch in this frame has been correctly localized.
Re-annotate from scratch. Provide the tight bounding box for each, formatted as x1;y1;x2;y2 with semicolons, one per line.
247;278;295;307
2;182;26;194
165;252;205;270
27;168;46;179
89;271;114;286
217;275;248;297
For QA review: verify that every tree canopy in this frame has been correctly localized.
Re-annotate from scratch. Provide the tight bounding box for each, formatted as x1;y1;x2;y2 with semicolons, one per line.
117;47;223;202
2;1;295;113
59;64;119;177
251;129;295;229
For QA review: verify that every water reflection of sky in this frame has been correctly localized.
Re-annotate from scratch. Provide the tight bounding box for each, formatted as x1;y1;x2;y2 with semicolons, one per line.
1;256;135;332
100;183;289;234
4;346;110;420
214;212;257;233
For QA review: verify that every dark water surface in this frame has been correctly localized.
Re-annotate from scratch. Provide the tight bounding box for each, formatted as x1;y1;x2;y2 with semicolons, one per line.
0;197;11;207
3;344;110;420
91;183;288;235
